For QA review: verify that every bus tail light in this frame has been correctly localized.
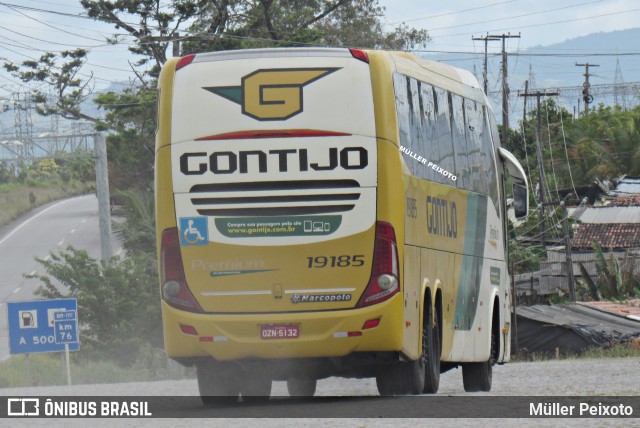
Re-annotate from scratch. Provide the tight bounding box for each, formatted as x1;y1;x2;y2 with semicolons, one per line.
349;48;369;63
161;228;204;313
175;54;195;71
357;222;399;307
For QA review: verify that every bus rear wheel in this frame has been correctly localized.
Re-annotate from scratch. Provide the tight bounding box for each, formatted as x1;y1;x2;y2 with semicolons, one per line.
240;373;272;403
287;377;317;397
376;302;440;395
196;362;240;406
462;329;496;392
423;302;440;394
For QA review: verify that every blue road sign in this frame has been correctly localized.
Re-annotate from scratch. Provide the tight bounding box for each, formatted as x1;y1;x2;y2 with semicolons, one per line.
7;299;79;354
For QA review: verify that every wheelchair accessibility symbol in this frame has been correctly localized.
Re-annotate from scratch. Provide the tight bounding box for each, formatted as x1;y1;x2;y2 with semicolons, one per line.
179;217;209;246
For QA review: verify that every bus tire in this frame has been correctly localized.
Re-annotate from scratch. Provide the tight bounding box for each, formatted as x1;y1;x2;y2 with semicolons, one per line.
423;301;440;394
376;358;423;396
287;378;317;397
462;329;495;392
240;373;272;403
197;362;240;406
377;302;439;396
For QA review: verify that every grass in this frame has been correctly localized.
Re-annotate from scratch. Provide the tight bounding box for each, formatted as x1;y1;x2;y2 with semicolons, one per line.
0;180;95;227
512;342;640;362
0;352;194;389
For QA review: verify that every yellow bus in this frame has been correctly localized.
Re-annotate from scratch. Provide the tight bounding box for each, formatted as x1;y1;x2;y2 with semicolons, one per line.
155;47;528;402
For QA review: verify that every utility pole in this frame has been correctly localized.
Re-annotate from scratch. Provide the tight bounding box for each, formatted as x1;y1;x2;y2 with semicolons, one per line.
172;32;180;57
576;62;599;116
94;133;113;263
521;79;529;127
488;33;520;144
518;89;558;251
561;200;576;302
472;34;500;94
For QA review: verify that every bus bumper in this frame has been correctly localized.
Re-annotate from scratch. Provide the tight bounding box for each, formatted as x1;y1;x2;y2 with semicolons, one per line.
161;294;404;361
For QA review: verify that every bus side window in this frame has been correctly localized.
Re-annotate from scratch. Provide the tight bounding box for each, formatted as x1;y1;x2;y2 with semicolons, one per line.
393;73;413;171
434;87;455;182
420;83;442;184
482;107;500;215
409;77;424;178
450;93;470;190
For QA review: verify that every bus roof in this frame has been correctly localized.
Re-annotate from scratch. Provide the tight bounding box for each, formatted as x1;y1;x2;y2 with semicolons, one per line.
384;51;486;103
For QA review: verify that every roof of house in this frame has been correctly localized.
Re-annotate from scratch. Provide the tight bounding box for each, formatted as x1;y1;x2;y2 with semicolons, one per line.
579;300;640;322
515;303;640;355
572;222;640;249
607;194;640;207
569;206;640;223
612;177;640;195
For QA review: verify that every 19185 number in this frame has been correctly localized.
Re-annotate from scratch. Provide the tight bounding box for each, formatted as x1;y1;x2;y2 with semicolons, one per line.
307;255;365;268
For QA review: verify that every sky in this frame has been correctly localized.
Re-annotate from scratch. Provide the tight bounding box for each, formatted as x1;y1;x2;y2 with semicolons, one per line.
381;0;640;51
0;0;638;135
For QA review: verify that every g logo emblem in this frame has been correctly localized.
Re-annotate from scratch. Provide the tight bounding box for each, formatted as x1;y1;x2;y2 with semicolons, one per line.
204;68;340;121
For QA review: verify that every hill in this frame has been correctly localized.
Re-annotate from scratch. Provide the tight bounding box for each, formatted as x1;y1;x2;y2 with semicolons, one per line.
422;27;640;124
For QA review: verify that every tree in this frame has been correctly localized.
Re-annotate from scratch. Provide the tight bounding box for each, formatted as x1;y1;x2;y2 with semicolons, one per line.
5;0;430;192
577;240;640;301
29;247;162;365
3;49;96;122
80;0;429;73
567;105;640;181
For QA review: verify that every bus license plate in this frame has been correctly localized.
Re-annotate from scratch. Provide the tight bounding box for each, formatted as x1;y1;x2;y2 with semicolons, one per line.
260;324;300;339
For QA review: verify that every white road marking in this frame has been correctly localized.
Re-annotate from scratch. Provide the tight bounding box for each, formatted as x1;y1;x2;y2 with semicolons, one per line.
0;198;78;247
70;229;76;234
12;287;20;294
57;240;64;246
81;219;87;223
44;255;51;261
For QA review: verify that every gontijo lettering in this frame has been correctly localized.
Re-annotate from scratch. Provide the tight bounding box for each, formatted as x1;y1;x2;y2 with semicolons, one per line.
180;147;368;175
426;196;457;238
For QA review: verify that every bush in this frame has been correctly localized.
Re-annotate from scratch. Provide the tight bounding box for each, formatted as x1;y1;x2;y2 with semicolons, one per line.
28;247;162;366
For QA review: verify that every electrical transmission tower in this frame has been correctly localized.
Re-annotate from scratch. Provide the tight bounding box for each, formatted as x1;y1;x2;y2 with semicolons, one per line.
12;91;34;159
613;59;628;110
527;64;537;91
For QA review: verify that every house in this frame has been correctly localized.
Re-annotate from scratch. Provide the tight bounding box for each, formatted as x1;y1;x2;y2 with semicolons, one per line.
538;192;640;297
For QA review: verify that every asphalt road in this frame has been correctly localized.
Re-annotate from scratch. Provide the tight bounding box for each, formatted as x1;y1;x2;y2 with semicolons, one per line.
0;195;120;360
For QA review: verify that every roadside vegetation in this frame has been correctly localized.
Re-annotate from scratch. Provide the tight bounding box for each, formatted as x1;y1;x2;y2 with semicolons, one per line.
0;349;193;388
511;342;640;363
0;155;95;227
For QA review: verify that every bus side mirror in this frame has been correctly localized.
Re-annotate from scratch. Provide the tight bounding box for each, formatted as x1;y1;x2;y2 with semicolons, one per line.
498;147;529;220
512;183;528;220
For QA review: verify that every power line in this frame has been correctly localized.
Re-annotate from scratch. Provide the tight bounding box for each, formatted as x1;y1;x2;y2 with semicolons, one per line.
412;50;640;57
426;0;606;32
2;3;106;43
428;7;640;39
386;0;520;24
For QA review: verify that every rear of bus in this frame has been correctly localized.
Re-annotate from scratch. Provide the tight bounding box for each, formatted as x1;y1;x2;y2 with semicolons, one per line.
155;48;404;382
